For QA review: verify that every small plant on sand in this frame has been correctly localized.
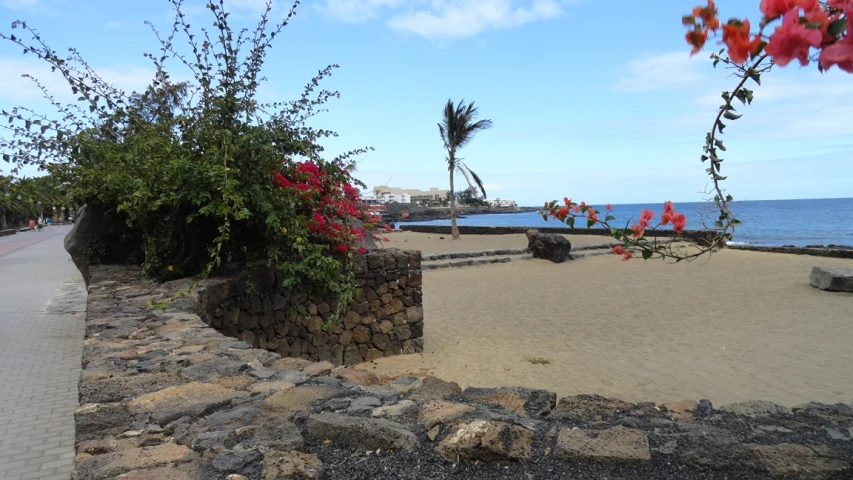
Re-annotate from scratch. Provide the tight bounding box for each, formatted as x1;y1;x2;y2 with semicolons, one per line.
438;99;492;240
526;356;551;365
543;0;851;262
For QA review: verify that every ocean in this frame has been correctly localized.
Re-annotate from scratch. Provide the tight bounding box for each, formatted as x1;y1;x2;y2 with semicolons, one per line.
402;198;853;247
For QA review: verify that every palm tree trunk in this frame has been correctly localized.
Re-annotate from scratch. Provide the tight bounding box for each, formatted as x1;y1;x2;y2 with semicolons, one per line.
0;208;7;231
449;167;459;239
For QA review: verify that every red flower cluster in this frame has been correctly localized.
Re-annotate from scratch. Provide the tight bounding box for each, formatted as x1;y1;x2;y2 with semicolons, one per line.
273;160;373;255
684;0;853;72
544;199;689;261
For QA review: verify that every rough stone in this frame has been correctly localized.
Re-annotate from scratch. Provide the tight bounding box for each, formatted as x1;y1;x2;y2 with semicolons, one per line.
436;420;533;463
720;400;792;417
372;400;417;418
79;373;186;404
302;360;334;377
462;386;556;417
554;426;651;463
548;394;635;422
333;367;379;386
264;385;347;417
419;401;476;429
408;376;462;402
743;443;851;478
347;396;383;414
126;382;248;424
662;399;698;421
810;266;853;292
263;451;323;479
73;443;195;479
526;229;572;263
75;403;135;441
304;412;420;452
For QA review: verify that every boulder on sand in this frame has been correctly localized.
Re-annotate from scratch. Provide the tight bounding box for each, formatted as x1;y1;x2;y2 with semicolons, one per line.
526;229;572;263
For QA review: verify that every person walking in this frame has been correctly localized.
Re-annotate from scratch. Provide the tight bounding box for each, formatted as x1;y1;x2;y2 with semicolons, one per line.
46;217;53;229
28;219;35;232
37;217;44;232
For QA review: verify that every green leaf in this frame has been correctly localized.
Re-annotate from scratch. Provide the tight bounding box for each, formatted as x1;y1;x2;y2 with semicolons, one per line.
748;70;761;86
701;154;709;162
723;111;742;120
828;18;847;37
717;120;726;133
642;249;653;260
567;217;575;229
714;139;726;151
586;218;595;228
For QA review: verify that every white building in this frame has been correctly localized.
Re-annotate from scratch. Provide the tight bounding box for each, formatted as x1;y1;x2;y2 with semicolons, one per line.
360;195;381;205
380;193;411;204
373;186;448;205
488;198;517;208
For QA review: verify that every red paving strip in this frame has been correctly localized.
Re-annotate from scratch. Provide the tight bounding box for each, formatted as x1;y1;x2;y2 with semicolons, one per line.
0;227;69;259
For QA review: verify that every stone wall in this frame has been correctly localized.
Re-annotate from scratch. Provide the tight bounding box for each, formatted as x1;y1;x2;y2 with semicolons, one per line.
195;248;424;366
73;265;853;480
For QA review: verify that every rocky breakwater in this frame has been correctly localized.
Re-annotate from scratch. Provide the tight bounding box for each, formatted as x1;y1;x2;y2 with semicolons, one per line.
384;202;538;223
196;248;424;365
74;265;853;479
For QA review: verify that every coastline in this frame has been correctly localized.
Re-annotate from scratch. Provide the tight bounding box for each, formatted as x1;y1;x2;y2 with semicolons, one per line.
383;203;539;223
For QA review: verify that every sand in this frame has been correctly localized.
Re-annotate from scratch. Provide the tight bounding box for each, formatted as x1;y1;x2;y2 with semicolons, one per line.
384;230;615;253
373;232;853;407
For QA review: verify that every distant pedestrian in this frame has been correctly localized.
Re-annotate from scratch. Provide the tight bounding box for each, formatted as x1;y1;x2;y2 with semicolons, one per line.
28;219;35;232
46;217;53;229
36;217;44;232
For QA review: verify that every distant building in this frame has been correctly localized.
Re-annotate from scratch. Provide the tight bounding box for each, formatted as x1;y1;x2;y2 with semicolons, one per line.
373;186;449;205
488;198;517;208
360;195;381;205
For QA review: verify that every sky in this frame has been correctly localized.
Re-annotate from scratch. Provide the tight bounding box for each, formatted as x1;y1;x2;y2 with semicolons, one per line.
1;0;851;206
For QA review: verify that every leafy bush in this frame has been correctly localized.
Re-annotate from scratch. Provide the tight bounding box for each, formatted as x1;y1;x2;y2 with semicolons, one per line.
1;0;374;311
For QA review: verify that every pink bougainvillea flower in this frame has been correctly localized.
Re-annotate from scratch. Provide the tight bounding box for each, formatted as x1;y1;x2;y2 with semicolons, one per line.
357;247;367;255
722;19;763;64
573;206;580;213
664;201;675;214
661;211;673;225
606;204;613;211
764;9;823;66
384;224;392;232
819;20;853;72
563;197;571;206
760;0;821;19
640;209;655;222
333;244;348;254
672;213;688;234
631;223;645;239
622;251;634;261
382;238;390;243
611;245;626;255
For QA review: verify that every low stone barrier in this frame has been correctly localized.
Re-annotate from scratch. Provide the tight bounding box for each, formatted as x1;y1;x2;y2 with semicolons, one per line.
728;244;853;259
194;248;424;365
0;228;16;237
400;225;716;245
73;264;853;479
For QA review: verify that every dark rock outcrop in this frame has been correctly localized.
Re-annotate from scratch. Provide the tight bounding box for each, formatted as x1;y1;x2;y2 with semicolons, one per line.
526;229;572;263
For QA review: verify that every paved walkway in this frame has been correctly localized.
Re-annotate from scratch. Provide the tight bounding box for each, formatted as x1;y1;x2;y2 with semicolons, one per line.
0;226;86;480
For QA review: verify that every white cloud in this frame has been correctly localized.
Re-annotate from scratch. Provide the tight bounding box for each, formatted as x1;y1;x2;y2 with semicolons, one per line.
610;51;708;93
320;0;565;39
1;0;61;16
0;56;154;103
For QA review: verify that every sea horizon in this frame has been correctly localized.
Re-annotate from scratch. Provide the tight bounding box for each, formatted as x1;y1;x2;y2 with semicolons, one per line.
402;197;853;248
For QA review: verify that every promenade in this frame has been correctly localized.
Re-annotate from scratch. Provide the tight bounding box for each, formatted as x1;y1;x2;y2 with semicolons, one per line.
0;226;86;480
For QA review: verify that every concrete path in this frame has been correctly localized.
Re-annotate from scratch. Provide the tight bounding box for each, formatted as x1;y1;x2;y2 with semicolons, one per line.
0;226;86;480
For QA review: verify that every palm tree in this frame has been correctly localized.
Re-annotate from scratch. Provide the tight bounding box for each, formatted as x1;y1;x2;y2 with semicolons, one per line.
438;99;493;239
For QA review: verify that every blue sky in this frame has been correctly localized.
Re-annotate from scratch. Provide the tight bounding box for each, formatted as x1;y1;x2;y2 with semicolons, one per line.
1;0;852;206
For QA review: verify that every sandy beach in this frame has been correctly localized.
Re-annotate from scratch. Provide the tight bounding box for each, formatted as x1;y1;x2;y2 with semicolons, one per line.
385;230;615;253
374;232;853;407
